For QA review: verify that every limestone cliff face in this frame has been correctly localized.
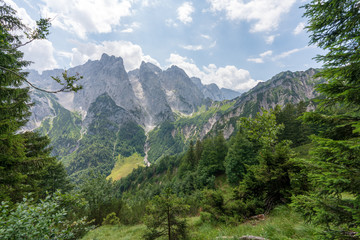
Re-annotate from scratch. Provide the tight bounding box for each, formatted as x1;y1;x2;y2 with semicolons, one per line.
70;54;139;114
231;68;321;117
128;62;174;128
207;68;323;138
160;66;205;114
190;77;241;101
27;55;219;131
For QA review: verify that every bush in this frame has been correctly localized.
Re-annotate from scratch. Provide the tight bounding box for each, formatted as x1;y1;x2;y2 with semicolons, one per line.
0;193;93;240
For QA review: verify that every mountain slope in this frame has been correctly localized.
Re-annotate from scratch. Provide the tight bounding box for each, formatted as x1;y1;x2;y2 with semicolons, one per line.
145;68;324;163
27;55;323;176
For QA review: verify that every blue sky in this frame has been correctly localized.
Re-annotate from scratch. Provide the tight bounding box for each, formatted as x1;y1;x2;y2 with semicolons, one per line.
7;0;323;92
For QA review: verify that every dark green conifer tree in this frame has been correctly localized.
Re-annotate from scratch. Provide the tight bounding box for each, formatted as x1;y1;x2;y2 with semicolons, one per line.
225;132;256;186
291;0;360;238
0;1;81;202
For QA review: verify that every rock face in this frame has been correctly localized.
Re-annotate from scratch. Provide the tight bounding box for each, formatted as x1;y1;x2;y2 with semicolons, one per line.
27;54;222;130
207;68;324;137
161;66;205;114
191;77;241;101
71;54;138;114
231;68;321;117
26;54;324;175
128;62;174;128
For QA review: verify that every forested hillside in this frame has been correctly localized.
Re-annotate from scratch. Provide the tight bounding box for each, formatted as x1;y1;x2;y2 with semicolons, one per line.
1;0;359;240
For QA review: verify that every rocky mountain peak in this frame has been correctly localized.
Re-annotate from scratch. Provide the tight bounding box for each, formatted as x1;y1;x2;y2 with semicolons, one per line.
140;61;162;74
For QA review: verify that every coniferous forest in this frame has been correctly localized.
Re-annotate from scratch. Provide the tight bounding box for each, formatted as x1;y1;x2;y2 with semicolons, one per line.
1;0;360;239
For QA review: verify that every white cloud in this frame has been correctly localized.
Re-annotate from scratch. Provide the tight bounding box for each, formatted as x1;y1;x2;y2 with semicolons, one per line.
21;40;58;72
69;40;160;71
4;0;36;28
247;50;272;64
167;53;261;91
293;22;305;35
273;46;308;60
121;28;134;33
247;58;263;63
182;45;203;51
39;0;133;39
121;22;140;33
201;34;211;40
260;50;273;58
177;2;195;24
209;41;217;48
265;34;279;44
165;19;178;27
208;0;296;32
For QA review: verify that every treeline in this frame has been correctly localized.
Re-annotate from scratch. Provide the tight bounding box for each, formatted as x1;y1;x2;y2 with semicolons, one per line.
109;94;359;239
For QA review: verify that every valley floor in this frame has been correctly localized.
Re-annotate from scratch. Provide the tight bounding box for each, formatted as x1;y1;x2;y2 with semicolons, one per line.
82;206;319;240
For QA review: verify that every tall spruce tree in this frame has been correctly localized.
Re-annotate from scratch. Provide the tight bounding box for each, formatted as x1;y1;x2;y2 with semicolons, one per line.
0;1;81;202
292;0;360;238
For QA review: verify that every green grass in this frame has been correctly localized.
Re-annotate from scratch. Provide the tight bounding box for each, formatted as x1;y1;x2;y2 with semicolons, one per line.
82;224;146;240
82;206;319;240
188;206;319;240
107;153;145;181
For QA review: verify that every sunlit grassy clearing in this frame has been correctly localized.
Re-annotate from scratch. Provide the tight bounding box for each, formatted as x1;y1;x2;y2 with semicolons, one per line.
107;153;145;181
82;206;319;240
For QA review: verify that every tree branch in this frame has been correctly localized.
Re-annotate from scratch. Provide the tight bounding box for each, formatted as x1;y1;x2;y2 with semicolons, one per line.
0;66;75;93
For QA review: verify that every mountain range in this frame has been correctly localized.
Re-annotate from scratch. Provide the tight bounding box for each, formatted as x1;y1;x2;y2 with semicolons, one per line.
25;54;323;179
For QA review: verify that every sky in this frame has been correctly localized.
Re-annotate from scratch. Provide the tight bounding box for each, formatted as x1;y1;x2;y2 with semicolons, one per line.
6;0;324;92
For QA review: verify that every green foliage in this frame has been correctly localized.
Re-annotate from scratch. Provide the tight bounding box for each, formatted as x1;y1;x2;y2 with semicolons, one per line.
0;192;93;240
79;173;123;226
147;121;185;163
289;1;360;238
115;121;146;157
292;136;360;238
200;189;227;224
83;206;320;240
276;102;312;147
225;132;256;185
36;93;82;159
102;212;120;225
0;0;34;202
0;0;81;203
143;188;189;240
197;134;228;187
66;94;146;179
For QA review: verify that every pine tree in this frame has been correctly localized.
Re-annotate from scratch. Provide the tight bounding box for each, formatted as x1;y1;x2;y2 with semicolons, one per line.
143;188;188;240
225;131;256;186
291;0;360;238
0;1;81;202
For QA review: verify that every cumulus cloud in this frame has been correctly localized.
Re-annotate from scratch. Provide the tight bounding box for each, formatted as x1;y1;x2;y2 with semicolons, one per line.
68;40;160;71
167;53;261;91
177;2;195;24
4;0;36;28
293;22;305;35
21;40;59;72
39;0;133;39
208;0;296;32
